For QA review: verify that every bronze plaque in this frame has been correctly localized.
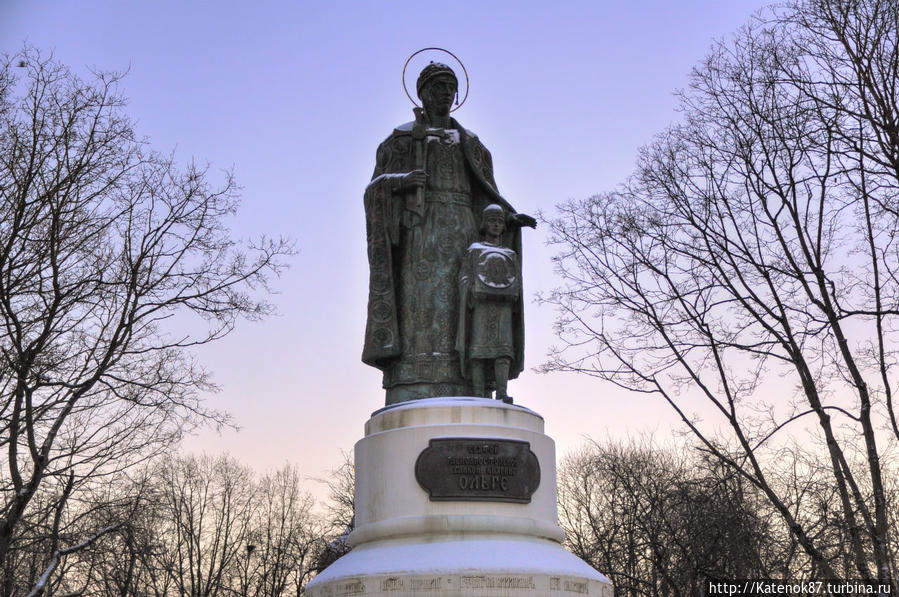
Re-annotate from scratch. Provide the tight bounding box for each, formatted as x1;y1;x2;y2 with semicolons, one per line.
414;437;540;503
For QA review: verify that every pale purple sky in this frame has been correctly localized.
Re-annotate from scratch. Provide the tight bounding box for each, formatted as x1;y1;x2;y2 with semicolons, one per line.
2;0;770;491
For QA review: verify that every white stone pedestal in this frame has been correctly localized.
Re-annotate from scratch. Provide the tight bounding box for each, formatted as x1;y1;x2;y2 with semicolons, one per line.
306;397;611;597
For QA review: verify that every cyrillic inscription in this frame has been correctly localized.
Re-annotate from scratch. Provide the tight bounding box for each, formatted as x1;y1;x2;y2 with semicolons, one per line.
564;580;588;594
415;437;540;503
460;575;536;590
335;580;365;596
411;577;442;590
381;577;404;591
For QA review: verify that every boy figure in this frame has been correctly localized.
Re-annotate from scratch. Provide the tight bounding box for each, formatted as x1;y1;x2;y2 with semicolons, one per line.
457;204;522;404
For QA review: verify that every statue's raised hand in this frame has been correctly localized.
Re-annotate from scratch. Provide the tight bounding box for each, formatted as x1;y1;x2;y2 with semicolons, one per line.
397;170;427;193
508;212;537;229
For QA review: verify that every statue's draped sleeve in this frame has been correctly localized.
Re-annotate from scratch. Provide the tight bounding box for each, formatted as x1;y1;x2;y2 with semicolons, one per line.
361;131;413;369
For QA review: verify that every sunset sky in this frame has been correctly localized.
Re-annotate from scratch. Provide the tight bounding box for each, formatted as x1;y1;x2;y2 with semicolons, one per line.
2;0;771;497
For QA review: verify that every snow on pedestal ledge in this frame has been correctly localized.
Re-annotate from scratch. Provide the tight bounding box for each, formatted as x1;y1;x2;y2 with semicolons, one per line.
308;536;610;596
305;397;612;597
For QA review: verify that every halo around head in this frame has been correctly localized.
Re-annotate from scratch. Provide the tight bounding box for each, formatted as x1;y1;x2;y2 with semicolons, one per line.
402;47;469;112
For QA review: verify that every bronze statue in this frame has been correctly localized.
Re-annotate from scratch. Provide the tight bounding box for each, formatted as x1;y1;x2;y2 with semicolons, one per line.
458;204;521;404
362;62;535;405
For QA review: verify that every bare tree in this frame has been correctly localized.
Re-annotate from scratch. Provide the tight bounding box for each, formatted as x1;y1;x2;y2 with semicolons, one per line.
312;452;354;574
0;48;290;596
559;439;773;596
240;465;326;597
60;469;175;597
40;457;331;597
156;454;256;597
320;452;354;538
544;0;897;586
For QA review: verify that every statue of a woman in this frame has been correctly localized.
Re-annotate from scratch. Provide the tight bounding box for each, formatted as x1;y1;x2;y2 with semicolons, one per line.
362;62;535;405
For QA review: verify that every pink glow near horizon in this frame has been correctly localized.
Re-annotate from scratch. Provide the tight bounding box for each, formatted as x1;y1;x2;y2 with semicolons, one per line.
1;0;771;498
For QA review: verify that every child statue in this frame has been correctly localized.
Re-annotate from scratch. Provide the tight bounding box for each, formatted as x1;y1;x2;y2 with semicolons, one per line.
457;204;522;404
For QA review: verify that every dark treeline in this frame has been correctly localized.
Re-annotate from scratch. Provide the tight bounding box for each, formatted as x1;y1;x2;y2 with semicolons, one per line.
5;453;353;596
18;438;894;596
559;438;899;596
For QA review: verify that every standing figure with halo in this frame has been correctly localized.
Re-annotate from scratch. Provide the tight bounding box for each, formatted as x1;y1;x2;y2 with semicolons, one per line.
362;50;536;405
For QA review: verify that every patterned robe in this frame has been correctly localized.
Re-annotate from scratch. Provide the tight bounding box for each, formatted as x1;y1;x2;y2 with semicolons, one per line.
362;113;525;405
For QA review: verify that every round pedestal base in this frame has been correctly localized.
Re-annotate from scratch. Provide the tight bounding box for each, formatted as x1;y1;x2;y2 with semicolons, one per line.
306;398;611;597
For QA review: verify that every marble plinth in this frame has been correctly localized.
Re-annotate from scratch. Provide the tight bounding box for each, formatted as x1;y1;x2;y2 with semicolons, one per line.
305;397;611;597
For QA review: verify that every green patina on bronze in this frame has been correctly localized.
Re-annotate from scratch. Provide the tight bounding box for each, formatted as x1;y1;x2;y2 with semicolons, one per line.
362;63;535;405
